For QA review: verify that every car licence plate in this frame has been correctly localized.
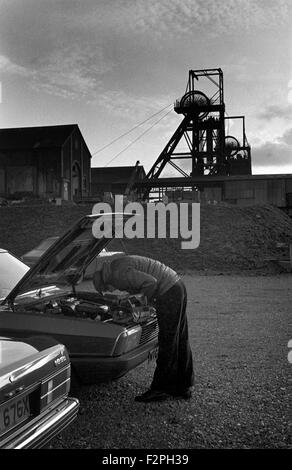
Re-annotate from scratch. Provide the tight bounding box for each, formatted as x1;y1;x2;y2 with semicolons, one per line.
148;346;159;363
0;393;31;435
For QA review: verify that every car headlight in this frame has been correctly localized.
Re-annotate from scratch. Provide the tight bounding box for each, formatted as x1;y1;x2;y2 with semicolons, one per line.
113;326;142;355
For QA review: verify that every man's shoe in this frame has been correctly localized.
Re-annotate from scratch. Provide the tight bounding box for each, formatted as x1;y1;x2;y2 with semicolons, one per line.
135;389;170;402
171;388;193;400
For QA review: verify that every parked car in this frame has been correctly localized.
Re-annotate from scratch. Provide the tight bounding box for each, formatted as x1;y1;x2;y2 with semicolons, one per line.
0;335;79;449
0;213;158;384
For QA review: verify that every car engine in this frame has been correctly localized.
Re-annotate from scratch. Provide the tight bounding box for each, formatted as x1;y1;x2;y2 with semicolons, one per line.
19;291;157;326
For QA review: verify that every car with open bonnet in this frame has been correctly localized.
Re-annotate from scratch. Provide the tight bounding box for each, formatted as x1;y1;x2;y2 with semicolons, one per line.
0;213;158;385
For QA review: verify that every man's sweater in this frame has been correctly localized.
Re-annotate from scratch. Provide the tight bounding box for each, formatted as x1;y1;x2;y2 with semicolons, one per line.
103;255;180;300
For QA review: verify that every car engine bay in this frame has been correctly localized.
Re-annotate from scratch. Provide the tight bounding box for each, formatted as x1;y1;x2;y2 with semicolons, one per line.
14;290;157;326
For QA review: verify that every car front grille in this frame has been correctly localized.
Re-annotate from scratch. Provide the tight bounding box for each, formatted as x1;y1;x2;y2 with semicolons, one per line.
139;319;158;346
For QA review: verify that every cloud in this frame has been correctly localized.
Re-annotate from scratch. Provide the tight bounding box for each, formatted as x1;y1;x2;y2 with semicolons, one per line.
0;45;115;100
30;44;115;99
0;55;30;77
1;1;291;106
252;127;292;168
95;89;175;122
279;127;292;146
87;0;291;39
0;50;174;122
20;0;289;43
257;104;292;121
0;46;173;118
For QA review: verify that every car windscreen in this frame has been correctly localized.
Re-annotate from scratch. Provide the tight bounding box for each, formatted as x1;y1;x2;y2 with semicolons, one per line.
0;252;30;300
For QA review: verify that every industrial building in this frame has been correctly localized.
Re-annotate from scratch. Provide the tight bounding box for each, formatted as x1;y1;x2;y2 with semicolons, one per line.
135;173;292;215
0;124;91;201
91;163;146;199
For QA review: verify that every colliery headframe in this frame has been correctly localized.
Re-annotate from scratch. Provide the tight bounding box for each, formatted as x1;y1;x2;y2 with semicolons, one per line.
136;68;252;201
0;67;291;214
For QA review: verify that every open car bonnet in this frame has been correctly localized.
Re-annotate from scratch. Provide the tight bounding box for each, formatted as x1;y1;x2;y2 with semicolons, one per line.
3;213;130;304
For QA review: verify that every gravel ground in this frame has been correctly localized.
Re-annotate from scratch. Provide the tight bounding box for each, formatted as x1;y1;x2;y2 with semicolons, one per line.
51;273;291;449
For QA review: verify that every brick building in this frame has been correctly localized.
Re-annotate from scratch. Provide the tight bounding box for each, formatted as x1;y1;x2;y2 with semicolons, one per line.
0;124;91;200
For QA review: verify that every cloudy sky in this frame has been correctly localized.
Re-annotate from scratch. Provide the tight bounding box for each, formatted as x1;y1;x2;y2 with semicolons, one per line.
0;0;291;175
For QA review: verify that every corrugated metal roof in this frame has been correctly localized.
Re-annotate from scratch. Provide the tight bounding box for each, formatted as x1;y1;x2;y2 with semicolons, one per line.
0;124;78;150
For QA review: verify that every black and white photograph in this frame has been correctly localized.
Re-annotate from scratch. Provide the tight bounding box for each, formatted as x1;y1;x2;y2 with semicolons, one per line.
0;0;291;454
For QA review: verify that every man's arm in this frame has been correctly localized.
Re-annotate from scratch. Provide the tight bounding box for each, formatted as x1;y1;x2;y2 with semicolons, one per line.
124;268;158;300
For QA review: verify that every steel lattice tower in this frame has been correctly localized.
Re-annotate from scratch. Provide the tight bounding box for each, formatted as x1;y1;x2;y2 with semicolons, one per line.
142;69;251;199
